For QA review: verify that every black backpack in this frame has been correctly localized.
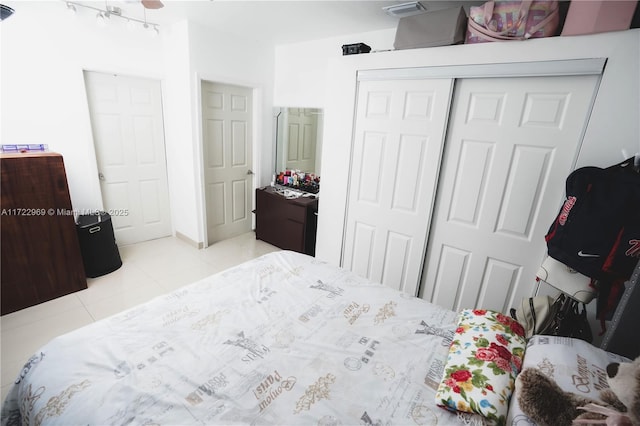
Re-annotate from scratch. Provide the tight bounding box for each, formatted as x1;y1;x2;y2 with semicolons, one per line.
545;157;640;282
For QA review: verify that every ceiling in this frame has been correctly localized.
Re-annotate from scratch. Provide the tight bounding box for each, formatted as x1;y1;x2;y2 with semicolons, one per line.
96;0;483;45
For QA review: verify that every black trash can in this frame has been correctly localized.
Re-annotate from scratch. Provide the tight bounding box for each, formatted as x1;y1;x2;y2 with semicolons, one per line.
76;212;122;278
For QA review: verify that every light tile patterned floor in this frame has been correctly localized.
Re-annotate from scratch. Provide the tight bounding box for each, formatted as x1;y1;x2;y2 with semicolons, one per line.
0;232;278;400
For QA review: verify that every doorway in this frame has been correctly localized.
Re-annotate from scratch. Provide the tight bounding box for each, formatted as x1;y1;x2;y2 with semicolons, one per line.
84;71;172;246
201;81;254;246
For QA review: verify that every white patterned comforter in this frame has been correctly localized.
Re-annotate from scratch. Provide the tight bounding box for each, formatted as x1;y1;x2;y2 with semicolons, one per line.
1;251;465;425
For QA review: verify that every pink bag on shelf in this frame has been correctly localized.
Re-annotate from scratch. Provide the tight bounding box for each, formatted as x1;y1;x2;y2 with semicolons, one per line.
466;0;560;43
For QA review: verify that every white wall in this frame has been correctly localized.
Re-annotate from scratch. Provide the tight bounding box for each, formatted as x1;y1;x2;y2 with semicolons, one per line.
1;1;164;212
162;20;196;242
274;28;395;107
1;2;275;247
188;19;275;187
163;20;275;245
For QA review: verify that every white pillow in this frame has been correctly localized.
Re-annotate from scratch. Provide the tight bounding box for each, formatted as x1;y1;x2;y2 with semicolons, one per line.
507;335;631;425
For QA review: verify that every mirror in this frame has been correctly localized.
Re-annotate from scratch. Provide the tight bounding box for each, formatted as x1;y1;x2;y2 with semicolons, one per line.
274;107;323;177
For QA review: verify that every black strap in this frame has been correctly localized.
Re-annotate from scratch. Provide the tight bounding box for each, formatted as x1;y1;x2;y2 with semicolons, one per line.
529;297;537;332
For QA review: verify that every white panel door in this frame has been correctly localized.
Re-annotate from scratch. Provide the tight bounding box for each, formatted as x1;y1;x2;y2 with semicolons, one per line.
421;75;600;312
286;108;317;172
201;81;253;245
343;78;453;295
84;71;171;245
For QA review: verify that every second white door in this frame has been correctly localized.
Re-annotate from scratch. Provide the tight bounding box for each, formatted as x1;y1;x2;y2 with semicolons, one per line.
420;75;600;312
201;81;253;245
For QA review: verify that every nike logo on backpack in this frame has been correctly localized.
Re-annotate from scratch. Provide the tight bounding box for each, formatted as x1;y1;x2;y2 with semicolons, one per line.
577;251;600;258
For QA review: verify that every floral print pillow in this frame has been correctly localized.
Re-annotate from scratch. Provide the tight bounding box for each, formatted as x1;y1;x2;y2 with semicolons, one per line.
435;309;526;425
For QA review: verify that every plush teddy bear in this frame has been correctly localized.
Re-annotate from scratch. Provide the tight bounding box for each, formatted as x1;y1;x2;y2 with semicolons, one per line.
516;356;640;426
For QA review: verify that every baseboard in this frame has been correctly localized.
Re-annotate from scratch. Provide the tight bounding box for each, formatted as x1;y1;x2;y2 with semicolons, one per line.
175;231;204;249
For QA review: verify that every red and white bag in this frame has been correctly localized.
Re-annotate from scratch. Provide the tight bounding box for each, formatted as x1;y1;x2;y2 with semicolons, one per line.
466;0;560;43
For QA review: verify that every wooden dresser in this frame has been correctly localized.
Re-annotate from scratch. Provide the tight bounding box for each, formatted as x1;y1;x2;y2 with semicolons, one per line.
255;187;318;256
1;152;87;315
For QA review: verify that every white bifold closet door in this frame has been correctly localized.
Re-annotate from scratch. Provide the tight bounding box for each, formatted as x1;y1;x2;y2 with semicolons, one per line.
420;75;600;313
342;78;454;296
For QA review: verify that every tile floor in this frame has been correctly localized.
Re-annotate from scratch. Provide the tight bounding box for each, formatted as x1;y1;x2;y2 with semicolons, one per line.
0;231;279;401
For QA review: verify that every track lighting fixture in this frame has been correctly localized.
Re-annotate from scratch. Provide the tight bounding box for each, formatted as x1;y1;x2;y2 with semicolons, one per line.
140;7;159;36
64;1;160;34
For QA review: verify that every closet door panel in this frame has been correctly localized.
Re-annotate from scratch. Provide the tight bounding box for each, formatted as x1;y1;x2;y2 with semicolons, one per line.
343;79;453;295
421;75;600;312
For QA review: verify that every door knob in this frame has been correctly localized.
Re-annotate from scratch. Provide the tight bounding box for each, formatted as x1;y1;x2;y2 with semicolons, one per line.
98;172;105;181
247;169;255;175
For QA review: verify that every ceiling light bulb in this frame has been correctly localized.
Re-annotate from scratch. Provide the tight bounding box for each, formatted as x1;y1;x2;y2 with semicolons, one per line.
97;10;111;26
96;11;107;26
144;22;158;38
66;2;76;16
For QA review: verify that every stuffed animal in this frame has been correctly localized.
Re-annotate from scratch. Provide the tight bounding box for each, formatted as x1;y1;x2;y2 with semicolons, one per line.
516;356;640;426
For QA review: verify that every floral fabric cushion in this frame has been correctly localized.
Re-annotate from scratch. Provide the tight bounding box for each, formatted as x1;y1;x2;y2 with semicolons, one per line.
435;309;527;425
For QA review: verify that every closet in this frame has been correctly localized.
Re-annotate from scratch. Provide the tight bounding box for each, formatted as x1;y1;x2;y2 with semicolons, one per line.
342;70;601;313
314;30;640;313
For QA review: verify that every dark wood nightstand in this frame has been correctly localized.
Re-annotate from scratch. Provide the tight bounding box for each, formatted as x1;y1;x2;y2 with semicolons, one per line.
255;187;318;256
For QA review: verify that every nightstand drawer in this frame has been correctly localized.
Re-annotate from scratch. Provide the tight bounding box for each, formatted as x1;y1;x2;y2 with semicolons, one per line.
285;205;306;222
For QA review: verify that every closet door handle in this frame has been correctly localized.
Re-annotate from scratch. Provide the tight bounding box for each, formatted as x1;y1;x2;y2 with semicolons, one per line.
98;172;106;181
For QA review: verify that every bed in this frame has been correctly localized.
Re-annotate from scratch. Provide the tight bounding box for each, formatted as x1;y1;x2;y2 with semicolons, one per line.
1;251;631;426
1;251;469;425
